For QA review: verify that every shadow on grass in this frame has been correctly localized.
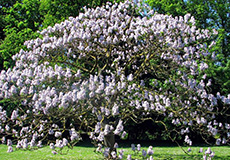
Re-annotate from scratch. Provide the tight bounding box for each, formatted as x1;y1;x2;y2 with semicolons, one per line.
77;138;181;148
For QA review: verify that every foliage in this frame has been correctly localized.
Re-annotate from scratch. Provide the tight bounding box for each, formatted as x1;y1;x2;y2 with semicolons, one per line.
0;0;124;70
146;0;230;95
0;0;41;69
0;0;18;69
0;0;229;159
0;0;18;40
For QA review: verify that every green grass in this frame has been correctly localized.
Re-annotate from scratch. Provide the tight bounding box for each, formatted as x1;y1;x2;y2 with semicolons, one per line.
0;144;103;160
0;141;230;160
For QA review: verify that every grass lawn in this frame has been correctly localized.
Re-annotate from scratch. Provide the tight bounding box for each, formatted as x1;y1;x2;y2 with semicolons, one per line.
0;141;229;160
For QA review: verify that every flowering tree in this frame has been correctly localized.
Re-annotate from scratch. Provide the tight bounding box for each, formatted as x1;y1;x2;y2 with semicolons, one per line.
0;0;229;158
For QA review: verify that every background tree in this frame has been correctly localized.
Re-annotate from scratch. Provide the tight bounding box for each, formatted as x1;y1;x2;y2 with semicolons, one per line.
0;0;18;40
0;0;18;69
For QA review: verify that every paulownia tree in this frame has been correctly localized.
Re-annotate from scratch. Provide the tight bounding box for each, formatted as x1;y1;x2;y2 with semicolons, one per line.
0;0;229;158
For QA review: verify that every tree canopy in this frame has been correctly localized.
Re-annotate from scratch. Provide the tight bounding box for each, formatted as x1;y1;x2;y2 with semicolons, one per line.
147;0;230;96
0;1;229;158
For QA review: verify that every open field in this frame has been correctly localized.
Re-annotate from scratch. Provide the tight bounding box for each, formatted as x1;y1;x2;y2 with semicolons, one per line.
0;141;230;160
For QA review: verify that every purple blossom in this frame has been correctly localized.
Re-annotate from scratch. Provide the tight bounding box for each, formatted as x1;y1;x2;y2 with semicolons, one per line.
7;139;12;146
209;151;215;158
30;140;36;147
114;142;119;149
55;140;64;148
199;148;203;153
7;146;13;153
95;122;101;133
63;138;68;146
50;143;55;150
55;131;62;138
137;144;141;151
112;103;119;116
148;156;154;160
147;146;154;155
205;147;211;154
114;120;124;135
22;139;28;149
103;148;109;158
131;144;135;151
16;141;22;149
121;131;127;139
96;143;102;152
111;151;117;159
1;137;5;144
142;149;147;157
127;154;132;160
104;125;111;135
37;141;43;148
97;132;104;142
70;128;79;141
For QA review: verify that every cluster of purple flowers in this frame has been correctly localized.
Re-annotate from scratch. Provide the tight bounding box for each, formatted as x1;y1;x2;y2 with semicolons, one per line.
0;0;229;157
